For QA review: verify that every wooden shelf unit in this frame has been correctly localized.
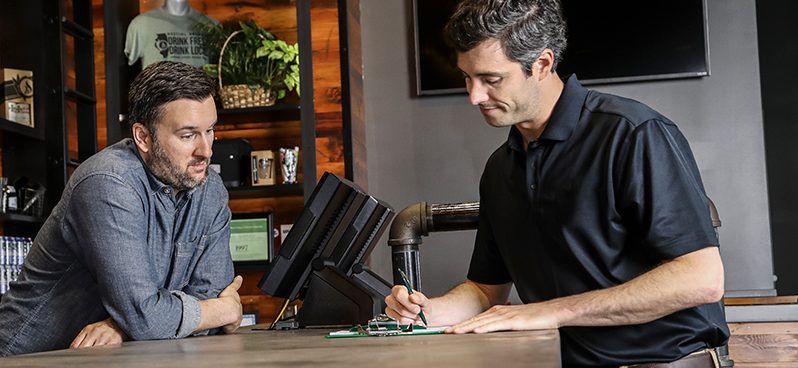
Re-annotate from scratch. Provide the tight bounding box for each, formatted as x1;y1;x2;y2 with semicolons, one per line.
98;0;361;325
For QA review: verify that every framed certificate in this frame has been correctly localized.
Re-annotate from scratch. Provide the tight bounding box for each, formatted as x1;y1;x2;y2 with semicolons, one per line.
229;213;274;265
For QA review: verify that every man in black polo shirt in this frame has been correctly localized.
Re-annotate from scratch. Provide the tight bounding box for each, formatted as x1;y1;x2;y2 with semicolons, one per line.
384;0;731;366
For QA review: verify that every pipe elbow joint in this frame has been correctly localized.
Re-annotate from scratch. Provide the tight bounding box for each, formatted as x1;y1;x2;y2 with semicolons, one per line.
388;202;430;248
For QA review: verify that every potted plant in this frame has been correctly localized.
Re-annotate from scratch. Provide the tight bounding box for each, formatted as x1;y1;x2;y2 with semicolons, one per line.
202;20;300;108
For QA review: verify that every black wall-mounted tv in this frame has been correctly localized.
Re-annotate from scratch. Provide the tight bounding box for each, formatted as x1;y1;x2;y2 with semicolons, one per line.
413;0;710;96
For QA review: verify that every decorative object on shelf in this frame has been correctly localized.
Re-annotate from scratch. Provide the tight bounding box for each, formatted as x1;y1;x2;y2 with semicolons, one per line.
202;21;300;109
279;146;299;184
8;177;45;218
1;68;34;127
0;177;6;212
211;138;252;188
20;186;45;218
0;177;17;214
251;150;275;186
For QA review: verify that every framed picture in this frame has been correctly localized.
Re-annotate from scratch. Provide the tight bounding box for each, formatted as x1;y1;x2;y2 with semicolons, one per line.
229;212;274;266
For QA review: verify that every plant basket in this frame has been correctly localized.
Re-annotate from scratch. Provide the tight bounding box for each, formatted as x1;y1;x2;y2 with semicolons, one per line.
217;30;276;109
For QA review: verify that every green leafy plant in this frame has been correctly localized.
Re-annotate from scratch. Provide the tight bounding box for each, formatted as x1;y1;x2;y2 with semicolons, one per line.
202;20;300;101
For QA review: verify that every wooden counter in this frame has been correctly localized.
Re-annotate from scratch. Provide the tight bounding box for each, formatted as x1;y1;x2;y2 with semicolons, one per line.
0;326;561;368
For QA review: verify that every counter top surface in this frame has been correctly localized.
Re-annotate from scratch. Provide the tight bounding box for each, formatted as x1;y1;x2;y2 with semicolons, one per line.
1;326;561;367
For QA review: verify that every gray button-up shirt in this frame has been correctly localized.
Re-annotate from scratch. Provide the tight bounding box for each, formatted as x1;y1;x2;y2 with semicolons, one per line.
0;139;234;356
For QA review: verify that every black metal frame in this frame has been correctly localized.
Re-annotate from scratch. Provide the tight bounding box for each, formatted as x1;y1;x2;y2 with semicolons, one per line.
103;1;139;145
296;0;318;201
42;0;98;213
337;0;354;181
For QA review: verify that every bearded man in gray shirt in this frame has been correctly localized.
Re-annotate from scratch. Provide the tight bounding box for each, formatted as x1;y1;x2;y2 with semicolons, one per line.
0;61;243;356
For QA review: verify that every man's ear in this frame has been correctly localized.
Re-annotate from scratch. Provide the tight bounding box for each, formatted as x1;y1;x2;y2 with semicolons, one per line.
131;122;152;153
533;48;555;81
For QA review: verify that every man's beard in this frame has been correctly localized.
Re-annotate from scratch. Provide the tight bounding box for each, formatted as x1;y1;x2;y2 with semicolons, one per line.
146;137;209;191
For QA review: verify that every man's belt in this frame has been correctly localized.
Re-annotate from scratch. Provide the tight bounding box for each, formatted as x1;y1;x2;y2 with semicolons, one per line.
620;345;734;368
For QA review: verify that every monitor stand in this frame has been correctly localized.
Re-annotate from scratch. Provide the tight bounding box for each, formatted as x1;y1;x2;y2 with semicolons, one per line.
294;265;391;328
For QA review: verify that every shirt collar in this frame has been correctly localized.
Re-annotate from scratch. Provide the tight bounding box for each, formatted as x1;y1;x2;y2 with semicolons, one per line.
506;74;588;151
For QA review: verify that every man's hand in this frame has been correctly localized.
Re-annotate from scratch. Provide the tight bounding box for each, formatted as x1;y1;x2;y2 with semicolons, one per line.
385;281;513;327
220;275;243;334
385;285;430;325
70;318;127;349
193;275;245;334
446;302;561;334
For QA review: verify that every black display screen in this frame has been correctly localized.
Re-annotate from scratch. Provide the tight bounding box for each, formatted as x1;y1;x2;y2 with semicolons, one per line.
413;0;710;95
258;172;394;301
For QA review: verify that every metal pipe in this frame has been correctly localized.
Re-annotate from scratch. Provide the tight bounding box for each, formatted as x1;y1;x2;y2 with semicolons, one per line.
386;198;720;292
388;201;480;290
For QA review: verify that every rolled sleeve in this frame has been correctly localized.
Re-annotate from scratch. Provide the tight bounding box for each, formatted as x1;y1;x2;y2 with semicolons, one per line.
171;291;201;338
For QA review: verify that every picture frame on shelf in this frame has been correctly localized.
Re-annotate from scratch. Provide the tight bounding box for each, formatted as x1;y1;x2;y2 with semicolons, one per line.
229;212;274;266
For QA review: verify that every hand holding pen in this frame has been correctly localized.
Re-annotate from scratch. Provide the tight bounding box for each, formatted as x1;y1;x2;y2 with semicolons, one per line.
396;268;428;326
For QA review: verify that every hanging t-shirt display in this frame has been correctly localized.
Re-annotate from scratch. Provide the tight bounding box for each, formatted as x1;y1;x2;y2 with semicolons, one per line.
124;7;218;68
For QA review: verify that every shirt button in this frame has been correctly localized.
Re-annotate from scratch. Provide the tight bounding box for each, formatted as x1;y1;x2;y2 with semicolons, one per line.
163;188;172;194
530;184;536;190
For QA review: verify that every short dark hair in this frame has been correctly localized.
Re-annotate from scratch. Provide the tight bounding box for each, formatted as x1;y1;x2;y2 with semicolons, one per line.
127;61;216;132
445;0;568;74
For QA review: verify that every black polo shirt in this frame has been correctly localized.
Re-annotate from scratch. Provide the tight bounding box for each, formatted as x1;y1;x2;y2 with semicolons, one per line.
468;75;730;366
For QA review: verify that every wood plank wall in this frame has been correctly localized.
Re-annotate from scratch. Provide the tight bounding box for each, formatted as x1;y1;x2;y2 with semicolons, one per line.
729;322;798;367
346;0;367;189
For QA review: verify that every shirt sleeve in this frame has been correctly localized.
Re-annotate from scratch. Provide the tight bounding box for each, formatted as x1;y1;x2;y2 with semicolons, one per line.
62;174;199;340
615;119;718;260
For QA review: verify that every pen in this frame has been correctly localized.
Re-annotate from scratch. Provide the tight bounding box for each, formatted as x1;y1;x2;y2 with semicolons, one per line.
397;268;428;326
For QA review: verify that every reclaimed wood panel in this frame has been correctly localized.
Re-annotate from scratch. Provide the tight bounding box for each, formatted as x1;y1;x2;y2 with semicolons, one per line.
725;296;798;306
729;322;798;366
310;2;344;181
229;195;303;226
729;322;798;335
92;0;108;149
346;0;366;188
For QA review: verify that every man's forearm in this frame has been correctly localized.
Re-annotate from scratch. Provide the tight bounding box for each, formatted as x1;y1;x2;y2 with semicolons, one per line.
549;247;725;327
429;281;511;326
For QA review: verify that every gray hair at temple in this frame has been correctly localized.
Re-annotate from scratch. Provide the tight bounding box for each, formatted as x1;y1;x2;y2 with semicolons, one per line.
127;61;216;135
444;0;568;75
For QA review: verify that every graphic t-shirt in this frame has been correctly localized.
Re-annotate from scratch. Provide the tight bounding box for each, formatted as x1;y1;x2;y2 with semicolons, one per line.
124;7;218;68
